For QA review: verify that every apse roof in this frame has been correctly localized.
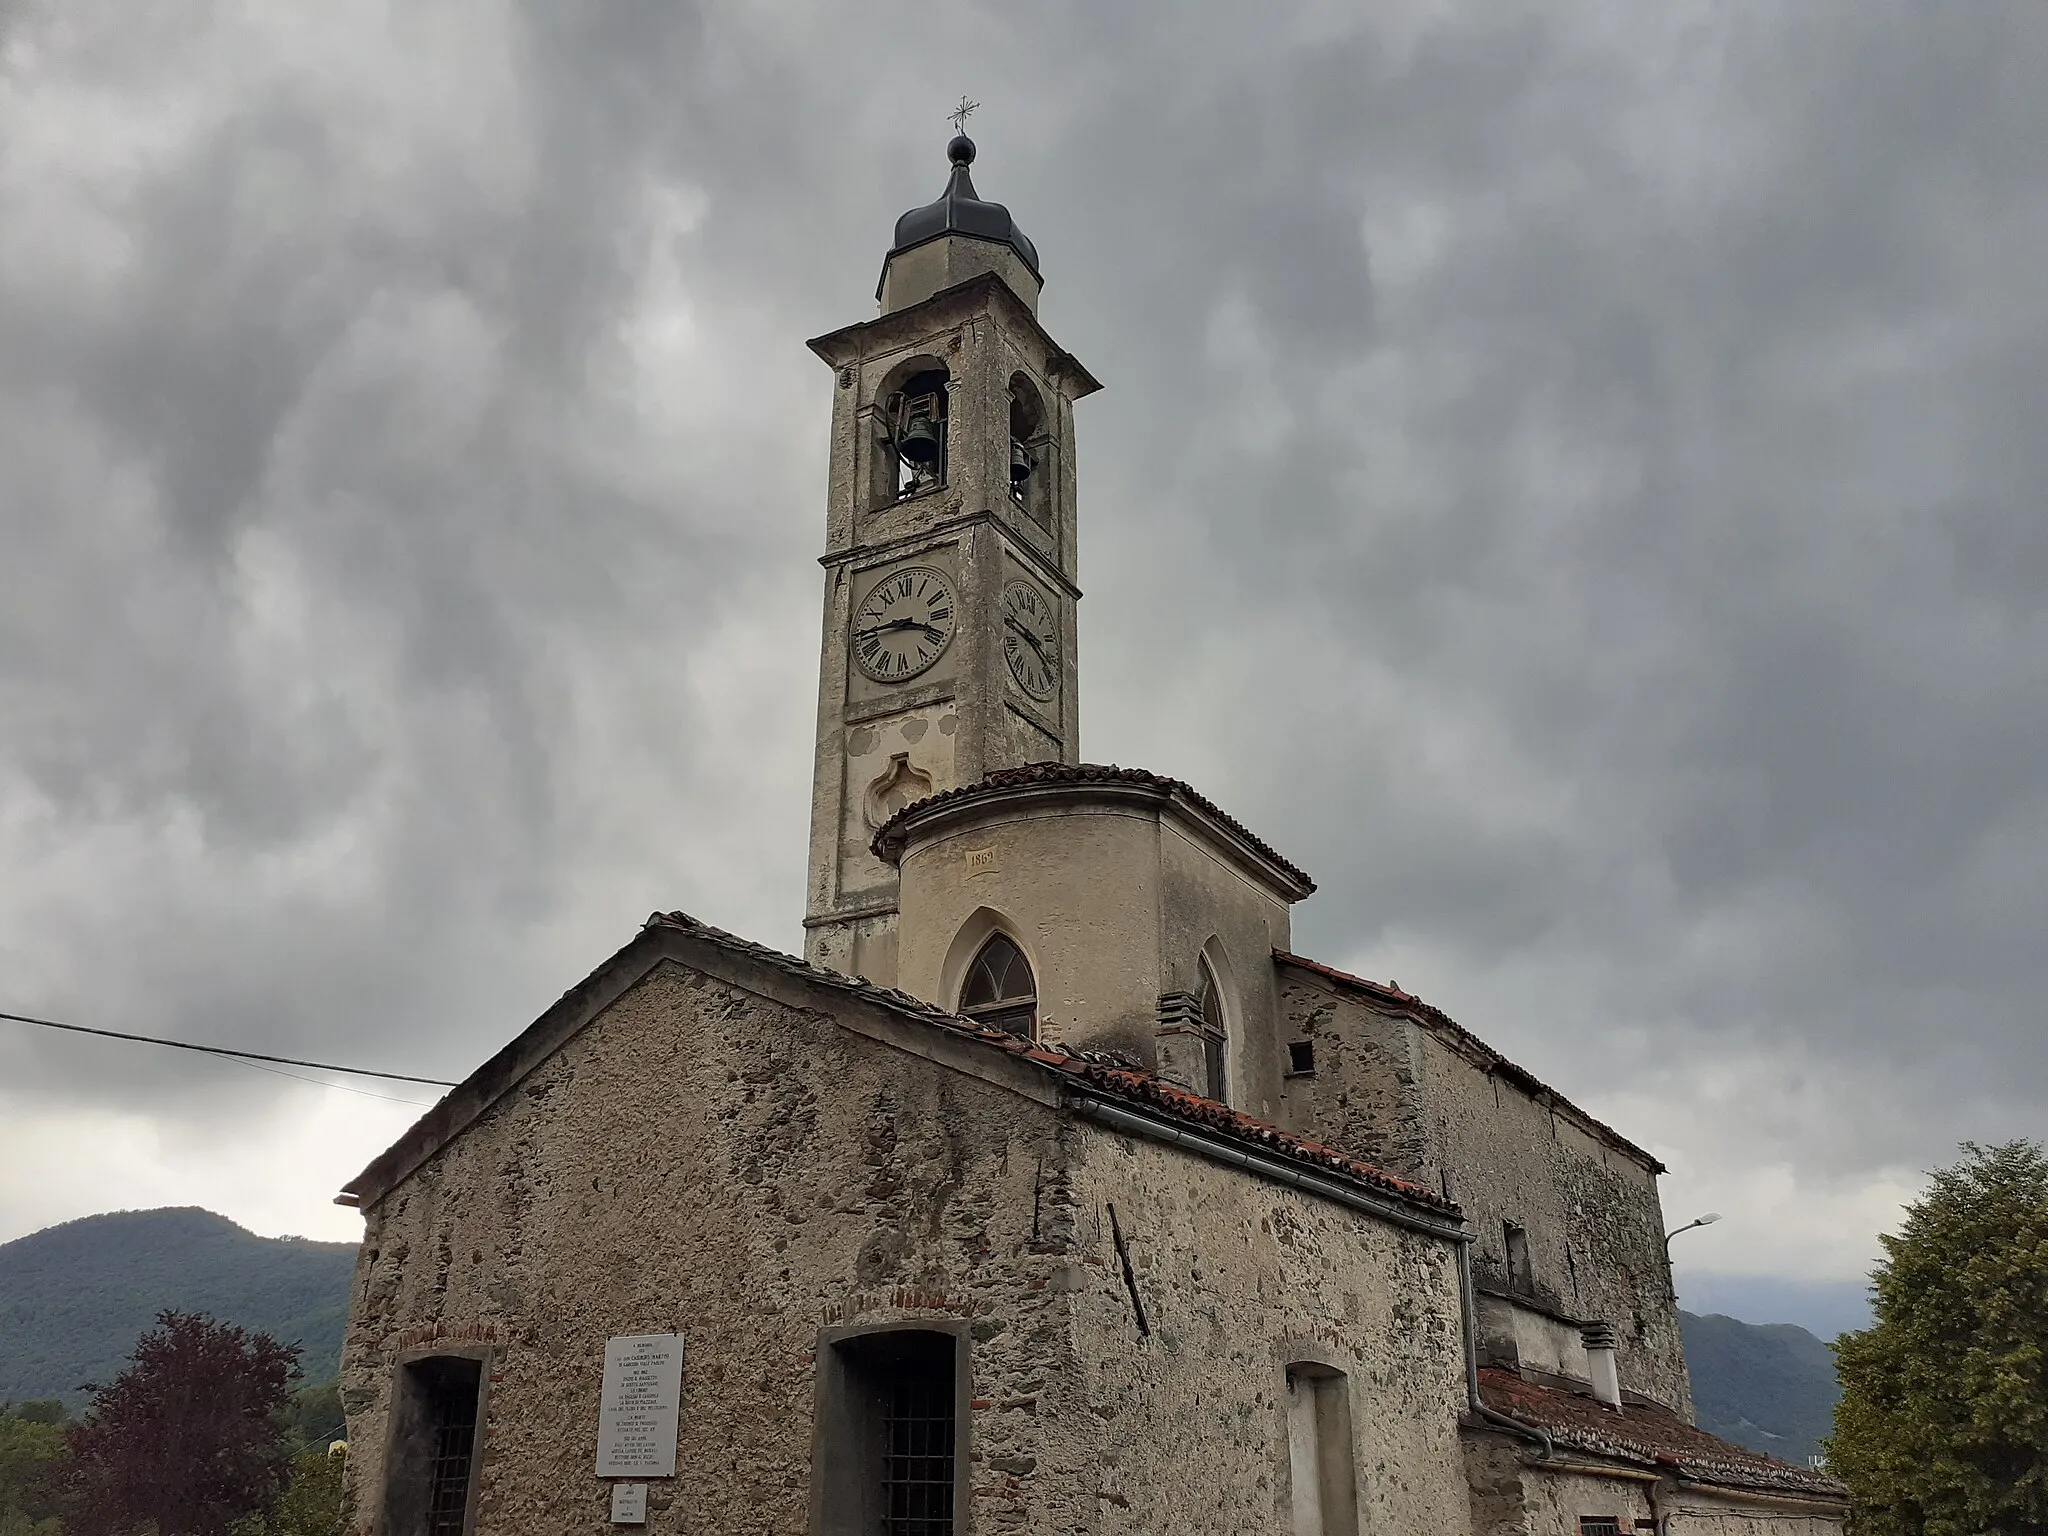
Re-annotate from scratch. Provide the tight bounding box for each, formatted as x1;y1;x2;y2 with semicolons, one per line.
871;762;1315;895
887;135;1040;276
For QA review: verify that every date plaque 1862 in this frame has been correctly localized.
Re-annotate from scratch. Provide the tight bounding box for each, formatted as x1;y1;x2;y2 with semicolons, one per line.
594;1333;685;1479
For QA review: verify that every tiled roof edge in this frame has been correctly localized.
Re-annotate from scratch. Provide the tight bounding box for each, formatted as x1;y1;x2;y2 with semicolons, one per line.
1274;952;1665;1175
1476;1369;1848;1502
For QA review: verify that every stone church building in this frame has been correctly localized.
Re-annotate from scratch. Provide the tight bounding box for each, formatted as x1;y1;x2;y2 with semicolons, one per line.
337;136;1849;1535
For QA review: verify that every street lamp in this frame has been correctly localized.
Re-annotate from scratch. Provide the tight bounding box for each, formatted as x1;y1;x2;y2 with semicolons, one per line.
1665;1211;1722;1255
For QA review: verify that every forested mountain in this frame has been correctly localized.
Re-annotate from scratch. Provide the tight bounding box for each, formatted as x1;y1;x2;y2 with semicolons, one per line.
1681;1309;1842;1466
0;1208;357;1409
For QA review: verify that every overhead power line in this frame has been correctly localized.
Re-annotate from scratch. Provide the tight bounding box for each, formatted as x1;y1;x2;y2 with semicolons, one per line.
0;1010;460;1088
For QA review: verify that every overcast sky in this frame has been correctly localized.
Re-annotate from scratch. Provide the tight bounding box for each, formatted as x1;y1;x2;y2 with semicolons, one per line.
3;2;2043;1312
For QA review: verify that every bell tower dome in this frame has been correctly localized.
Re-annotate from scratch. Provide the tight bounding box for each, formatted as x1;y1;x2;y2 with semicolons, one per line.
877;135;1043;316
801;136;1099;985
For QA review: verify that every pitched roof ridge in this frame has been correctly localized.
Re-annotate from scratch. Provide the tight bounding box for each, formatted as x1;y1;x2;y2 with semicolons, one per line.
870;762;1314;891
1274;951;1664;1174
1475;1368;1847;1501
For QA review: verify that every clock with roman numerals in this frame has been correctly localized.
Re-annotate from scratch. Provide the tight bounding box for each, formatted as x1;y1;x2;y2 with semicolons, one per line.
1001;579;1060;701
852;565;956;682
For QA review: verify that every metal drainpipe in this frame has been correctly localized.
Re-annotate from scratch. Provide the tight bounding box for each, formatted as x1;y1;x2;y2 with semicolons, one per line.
1456;1237;1554;1460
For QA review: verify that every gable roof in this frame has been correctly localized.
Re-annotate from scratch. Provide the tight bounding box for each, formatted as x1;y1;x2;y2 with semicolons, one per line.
1275;952;1664;1174
339;910;1453;1225
1478;1368;1847;1503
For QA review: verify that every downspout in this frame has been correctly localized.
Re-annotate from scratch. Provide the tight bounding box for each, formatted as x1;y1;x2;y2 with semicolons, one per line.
1456;1239;1553;1460
1648;1473;1677;1536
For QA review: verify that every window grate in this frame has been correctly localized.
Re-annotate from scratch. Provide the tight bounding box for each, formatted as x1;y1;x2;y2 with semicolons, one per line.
881;1364;955;1536
1578;1519;1624;1536
423;1384;478;1536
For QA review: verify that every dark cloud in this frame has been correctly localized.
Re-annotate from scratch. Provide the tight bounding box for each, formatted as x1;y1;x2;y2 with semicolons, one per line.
2;1;2043;1272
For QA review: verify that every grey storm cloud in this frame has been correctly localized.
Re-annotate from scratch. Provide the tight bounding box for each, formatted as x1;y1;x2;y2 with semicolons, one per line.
1;1;2043;1272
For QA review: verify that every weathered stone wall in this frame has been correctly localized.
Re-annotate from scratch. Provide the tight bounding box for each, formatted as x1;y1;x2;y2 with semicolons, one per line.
1518;1466;1653;1533
1060;1119;1471;1533
342;954;1474;1533
1274;967;1690;1415
1276;969;1434;1177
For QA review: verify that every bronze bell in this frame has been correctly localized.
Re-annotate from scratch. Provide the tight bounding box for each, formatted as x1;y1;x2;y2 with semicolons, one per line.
898;415;942;466
1010;441;1033;485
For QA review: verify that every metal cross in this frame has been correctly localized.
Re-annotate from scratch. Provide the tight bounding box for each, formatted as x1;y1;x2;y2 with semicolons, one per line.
949;96;980;135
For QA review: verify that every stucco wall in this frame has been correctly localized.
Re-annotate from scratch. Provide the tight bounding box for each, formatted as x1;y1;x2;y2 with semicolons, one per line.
894;794;1295;1091
1275;967;1690;1415
895;799;1165;1060
342;955;1474;1534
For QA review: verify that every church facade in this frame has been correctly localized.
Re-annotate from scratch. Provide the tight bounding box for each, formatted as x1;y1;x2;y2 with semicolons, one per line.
337;136;1848;1536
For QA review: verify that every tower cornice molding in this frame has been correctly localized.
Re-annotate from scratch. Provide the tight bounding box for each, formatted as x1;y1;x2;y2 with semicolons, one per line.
807;271;1102;400
819;509;1083;602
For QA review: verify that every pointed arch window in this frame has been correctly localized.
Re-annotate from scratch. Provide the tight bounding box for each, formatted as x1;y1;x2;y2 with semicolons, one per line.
1198;960;1227;1101
960;935;1036;1039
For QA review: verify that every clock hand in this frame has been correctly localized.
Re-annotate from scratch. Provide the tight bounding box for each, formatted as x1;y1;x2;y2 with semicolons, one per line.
1005;617;1052;662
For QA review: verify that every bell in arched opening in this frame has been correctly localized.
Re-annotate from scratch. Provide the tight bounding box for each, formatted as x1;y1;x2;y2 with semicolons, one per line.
960;934;1037;1039
886;368;950;497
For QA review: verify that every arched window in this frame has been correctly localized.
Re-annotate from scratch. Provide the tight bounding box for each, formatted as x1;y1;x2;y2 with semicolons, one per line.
960;934;1036;1038
1198;959;1227;1101
1007;373;1051;526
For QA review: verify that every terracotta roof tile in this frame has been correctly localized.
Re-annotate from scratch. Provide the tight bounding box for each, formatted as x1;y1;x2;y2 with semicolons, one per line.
1275;952;1664;1174
870;763;1315;893
1478;1368;1846;1501
644;911;1450;1216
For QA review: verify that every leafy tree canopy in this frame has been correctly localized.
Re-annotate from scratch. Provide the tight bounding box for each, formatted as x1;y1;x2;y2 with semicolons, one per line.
68;1309;300;1536
0;1402;70;1535
1828;1140;2048;1536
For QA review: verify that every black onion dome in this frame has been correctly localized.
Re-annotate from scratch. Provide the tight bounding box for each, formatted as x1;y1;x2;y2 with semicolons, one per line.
888;134;1040;275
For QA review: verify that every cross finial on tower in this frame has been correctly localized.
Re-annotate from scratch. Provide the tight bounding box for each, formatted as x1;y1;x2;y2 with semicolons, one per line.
949;96;980;136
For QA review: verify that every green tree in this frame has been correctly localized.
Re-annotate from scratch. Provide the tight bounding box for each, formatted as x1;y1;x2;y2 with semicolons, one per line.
0;1400;70;1536
1828;1140;2048;1535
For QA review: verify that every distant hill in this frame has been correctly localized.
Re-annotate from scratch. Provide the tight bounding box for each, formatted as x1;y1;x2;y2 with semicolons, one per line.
0;1208;357;1409
1682;1309;1842;1466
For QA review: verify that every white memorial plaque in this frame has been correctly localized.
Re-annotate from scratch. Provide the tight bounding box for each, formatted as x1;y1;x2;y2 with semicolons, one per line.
595;1333;684;1478
609;1483;648;1525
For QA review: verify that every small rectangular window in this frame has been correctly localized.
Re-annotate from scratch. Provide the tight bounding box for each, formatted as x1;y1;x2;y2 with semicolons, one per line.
380;1354;484;1536
1578;1518;1624;1535
811;1327;964;1536
1285;1364;1359;1536
1286;1040;1317;1076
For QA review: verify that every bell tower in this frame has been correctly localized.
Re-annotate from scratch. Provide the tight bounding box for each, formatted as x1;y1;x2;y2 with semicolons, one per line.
802;134;1100;983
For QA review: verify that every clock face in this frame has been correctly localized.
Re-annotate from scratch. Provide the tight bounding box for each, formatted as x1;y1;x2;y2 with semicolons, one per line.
1001;579;1060;701
852;565;956;682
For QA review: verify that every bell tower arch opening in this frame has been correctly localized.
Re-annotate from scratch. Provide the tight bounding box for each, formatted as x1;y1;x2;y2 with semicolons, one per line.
871;356;952;508
1007;372;1052;528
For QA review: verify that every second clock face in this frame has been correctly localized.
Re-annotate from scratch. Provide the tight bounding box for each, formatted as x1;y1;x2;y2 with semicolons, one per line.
853;565;956;682
1001;579;1061;701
